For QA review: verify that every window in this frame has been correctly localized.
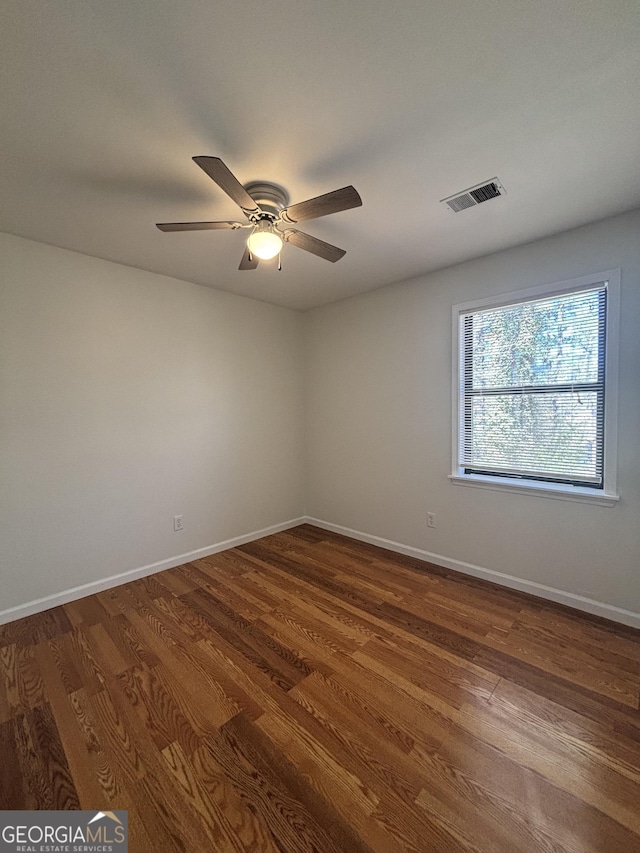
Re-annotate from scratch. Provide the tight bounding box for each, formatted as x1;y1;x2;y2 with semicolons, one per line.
451;271;619;504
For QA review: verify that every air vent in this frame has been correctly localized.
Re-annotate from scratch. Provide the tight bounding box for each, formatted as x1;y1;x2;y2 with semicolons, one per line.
441;178;505;213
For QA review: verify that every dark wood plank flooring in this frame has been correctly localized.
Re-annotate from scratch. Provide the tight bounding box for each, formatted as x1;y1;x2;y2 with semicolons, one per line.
1;524;640;851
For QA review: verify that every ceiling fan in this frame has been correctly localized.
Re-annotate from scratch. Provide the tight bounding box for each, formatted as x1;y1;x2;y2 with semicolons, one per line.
156;157;362;270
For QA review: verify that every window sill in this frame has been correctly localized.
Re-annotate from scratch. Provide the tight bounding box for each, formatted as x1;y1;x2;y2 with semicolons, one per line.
449;473;619;506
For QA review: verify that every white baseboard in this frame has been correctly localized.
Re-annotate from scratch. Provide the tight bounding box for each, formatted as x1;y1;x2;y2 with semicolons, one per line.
304;517;640;630
0;517;306;626
4;515;639;631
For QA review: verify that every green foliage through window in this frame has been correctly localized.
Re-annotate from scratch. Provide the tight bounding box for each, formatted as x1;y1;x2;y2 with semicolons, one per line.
460;286;606;487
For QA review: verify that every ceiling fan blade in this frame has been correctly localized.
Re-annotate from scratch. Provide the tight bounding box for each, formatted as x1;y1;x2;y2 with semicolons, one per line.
285;229;346;262
281;185;362;223
156;221;243;232
238;246;259;270
193;156;261;215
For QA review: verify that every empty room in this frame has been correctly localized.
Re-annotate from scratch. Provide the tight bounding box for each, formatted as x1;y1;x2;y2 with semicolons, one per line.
1;1;640;851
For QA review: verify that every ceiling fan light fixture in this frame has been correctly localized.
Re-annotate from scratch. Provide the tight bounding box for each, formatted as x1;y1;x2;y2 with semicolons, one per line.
157;157;360;269
246;223;283;261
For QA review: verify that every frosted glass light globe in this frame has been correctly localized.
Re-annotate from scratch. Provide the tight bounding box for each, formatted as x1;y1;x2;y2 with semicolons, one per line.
247;229;283;261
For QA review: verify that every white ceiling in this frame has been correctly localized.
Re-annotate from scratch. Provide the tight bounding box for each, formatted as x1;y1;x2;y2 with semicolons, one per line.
2;1;640;310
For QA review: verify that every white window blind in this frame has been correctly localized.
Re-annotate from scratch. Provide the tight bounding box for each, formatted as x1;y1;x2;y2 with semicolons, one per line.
458;284;607;488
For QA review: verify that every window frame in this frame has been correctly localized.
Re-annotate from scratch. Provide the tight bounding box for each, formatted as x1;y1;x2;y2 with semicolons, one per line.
450;270;620;506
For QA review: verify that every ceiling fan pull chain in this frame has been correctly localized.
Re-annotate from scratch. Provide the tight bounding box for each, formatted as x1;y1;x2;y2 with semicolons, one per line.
278;251;282;271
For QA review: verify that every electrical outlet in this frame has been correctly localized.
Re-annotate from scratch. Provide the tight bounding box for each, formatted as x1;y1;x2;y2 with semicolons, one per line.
173;515;184;532
427;512;436;529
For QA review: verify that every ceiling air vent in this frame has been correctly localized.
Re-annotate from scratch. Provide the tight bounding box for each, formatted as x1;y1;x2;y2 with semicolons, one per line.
441;178;505;213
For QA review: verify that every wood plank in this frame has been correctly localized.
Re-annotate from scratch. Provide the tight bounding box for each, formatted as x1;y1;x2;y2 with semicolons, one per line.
0;716;27;807
34;641;107;807
161;739;249;852
0;643;45;715
12;704;80;809
420;727;640;853
117;665;200;756
205;713;378;852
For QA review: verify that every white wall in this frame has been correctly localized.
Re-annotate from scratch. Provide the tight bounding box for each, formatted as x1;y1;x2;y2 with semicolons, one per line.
304;209;640;618
0;233;304;616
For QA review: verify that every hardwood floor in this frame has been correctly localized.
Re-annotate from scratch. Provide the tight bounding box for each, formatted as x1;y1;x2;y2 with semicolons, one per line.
1;524;640;852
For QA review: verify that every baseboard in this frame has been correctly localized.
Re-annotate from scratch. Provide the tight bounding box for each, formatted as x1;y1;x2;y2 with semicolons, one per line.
304;517;640;630
5;514;639;631
0;517;306;625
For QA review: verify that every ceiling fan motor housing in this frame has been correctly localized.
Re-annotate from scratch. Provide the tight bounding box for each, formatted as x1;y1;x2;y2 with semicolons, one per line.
243;182;289;219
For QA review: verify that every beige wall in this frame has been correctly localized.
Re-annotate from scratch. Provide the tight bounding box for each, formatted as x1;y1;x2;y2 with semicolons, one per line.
0;233;305;615
304;209;640;617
